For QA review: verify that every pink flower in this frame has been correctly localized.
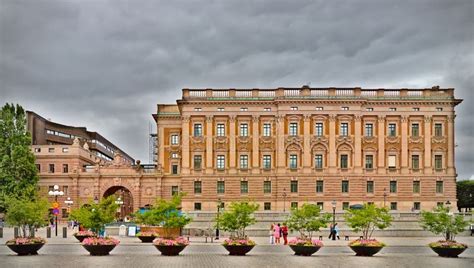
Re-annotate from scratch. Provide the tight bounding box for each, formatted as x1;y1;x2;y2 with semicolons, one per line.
82;237;120;246
6;237;46;245
153;237;189;246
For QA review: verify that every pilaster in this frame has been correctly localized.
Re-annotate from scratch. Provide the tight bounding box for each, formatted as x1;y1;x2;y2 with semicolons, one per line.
377;116;386;174
401;115;409;174
424;115;432;174
206;115;213;172
328;114;337;173
303;115;312;173
354;115;362;173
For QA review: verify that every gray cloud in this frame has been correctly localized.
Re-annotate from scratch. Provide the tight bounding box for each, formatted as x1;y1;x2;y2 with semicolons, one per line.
1;0;473;179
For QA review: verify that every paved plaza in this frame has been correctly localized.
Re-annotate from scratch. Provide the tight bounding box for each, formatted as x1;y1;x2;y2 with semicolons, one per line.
0;227;473;268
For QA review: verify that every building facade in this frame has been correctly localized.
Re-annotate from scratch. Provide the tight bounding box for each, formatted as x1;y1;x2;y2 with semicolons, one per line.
154;86;462;212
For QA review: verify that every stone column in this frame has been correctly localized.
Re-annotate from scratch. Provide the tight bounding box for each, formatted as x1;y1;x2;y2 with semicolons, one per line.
229;116;236;173
424;116;432;174
181;116;190;175
206;116;213;172
447;115;455;174
303;115;312;173
158;126;165;171
328;115;337;173
377;116;386;174
354;115;362;173
276;115;286;172
401;116;409;174
252;115;260;174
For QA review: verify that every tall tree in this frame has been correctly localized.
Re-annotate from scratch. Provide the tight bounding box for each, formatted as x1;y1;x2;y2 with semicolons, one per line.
0;103;38;212
456;180;474;211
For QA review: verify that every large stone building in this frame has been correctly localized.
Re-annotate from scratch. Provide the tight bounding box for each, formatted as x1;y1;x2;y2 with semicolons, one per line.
34;86;462;217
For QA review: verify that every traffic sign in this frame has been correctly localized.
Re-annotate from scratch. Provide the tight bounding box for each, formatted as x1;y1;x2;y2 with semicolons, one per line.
52;202;59;209
52;208;60;215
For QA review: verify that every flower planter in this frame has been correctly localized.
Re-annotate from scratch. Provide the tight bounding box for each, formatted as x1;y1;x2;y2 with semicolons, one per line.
223;245;255;256
137;235;157;243
430;247;467;258
289;245;321;256
74;235;94;242
349;246;384;256
6;243;45;256
154;245;187;256
82;244;117;256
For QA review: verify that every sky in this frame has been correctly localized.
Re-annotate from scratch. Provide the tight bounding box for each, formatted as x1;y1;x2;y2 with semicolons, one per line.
0;0;473;180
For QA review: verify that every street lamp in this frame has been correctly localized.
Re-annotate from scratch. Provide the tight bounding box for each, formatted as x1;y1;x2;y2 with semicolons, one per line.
383;188;387;207
216;198;222;240
283;188;287;212
48;185;64;237
115;197;124;220
331;200;337;241
94;196;99;204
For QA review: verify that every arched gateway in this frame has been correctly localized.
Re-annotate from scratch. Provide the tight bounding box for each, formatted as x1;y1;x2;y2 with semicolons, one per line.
103;186;134;218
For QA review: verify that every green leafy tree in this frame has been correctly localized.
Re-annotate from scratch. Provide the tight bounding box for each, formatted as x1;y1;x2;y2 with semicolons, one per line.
285;203;331;240
344;204;393;240
420;205;468;241
215;201;259;239
5;197;49;238
69;196;119;235
456;180;474;211
0;103;39;212
135;194;192;238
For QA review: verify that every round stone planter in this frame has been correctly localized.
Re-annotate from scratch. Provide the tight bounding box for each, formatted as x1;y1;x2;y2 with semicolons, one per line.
6;243;45;256
430;247;467;258
289;245;322;256
223;245;255;256
154;245;187;256
137;236;156;243
349;246;384;256
82;244;117;256
74;235;94;242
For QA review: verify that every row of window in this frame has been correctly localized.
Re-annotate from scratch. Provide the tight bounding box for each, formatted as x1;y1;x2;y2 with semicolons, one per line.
186;122;444;138
190;180;444;195
193;107;445;112
37;164;69;173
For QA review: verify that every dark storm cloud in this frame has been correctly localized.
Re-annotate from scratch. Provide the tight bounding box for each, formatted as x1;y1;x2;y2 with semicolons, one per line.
1;0;473;178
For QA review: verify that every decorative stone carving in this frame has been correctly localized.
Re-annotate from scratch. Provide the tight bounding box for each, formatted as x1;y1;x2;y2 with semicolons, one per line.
378;116;386;122
285;135;303;151
181;116;190;123
354;115;362;122
73;137;80;146
385;136;400;144
329;115;337;122
252;115;259;122
431;136;447;144
146;187;153;196
83;142;89;151
214;136;228;151
336;135;354;150
206;115;213;123
424;115;432;123
229;115;236;123
237;136;251;151
310;135;329;151
401;116;408;123
447;115;456;123
362;136;377;145
409;136;424;144
259;136;275;151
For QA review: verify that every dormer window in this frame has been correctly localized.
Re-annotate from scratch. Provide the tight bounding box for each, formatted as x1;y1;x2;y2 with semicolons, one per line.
240;107;248;111
341;107;349;111
194;107;202;111
291;107;298;111
217;108;225;111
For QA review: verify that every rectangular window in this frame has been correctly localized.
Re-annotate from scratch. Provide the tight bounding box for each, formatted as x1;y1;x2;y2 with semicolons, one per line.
340;154;348;169
340;123;348;136
366;107;374;111
437;202;444;207
342;180;349;193
34;147;41;153
291;202;298;209
291;107;298;111
315;154;323;169
62;208;68;219
194;203;202;211
171;153;178;158
217;155;225;170
389;108;397;112
194;107;202;111
341;107;349;111
217;124;225;137
217;181;225;194
263;123;271;137
435;155;443;170
171;134;179;145
240;155;248;169
411;124;419;137
316;202;324;209
413;107;420;111
436;181;444;193
264;202;271;211
388;155;396;168
365;123;373;137
390;202;397;210
62;147;68;153
367;181;374;193
240;181;248;194
388;124;396;136
435;123;443;137
263;155;271;169
49;164;55;173
240;123;248;137
316;107;324;111
63;186;68;195
62;164;68;173
264;108;271;112
194;124;202;137
413;181;420;194
289;123;298;136
48;185;54;192
365;155;373;169
48;148;55;153
194;181;202;194
263;181;272;194
171;164;178;174
412;155;419;170
171;186;179;196
217;108;224;112
342;202;349;210
390;181;397;193
315;123;323;136
436;107;443;112
413;202;421;210
289;154;298;169
290;180;298;193
36;164;41;172
240;107;248;111
316;180;324;193
194;155;202;170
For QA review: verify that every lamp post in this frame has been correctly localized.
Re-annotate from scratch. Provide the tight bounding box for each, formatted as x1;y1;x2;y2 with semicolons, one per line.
94;196;99;204
115;197;124;221
283;188;287;212
331;200;337;241
216;198;222;240
383;188;387;208
48;185;64;237
64;197;74;214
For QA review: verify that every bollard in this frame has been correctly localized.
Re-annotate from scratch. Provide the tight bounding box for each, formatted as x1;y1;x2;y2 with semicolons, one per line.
31;228;35;237
0;227;3;238
63;227;67;238
14;227;19;238
319;235;323;241
46;227;51;238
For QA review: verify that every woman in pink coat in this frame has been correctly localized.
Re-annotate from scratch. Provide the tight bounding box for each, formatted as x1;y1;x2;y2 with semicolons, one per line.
273;223;281;244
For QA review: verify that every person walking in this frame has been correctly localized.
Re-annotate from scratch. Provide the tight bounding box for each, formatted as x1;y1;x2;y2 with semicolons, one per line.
328;223;334;240
269;223;275;244
334;223;340;240
281;224;289;245
274;223;281;244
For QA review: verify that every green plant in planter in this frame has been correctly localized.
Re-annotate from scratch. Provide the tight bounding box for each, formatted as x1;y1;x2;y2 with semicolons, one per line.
344;204;392;248
5;197;49;241
69;196;119;236
285;203;331;243
216;201;259;242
